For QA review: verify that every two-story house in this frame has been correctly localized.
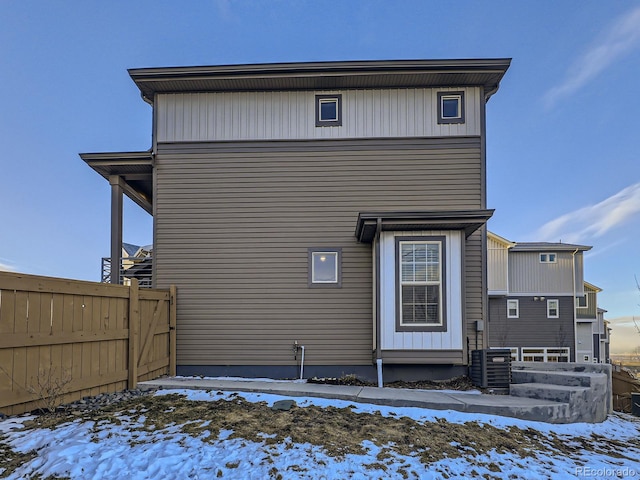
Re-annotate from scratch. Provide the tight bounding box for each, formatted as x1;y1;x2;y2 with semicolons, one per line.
575;282;611;363
82;59;511;381
487;231;596;363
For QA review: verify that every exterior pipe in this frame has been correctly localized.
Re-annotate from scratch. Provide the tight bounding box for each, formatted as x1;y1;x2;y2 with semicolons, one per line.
299;346;305;380
375;217;383;388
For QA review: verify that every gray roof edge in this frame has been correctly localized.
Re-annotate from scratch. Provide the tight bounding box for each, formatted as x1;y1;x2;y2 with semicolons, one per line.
128;58;512;80
511;243;592;252
79;151;153;163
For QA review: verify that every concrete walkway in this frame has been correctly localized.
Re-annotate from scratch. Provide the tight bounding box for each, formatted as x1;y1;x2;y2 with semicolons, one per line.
138;377;569;423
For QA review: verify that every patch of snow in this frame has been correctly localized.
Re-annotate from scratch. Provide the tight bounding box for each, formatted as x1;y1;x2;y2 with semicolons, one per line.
1;388;639;479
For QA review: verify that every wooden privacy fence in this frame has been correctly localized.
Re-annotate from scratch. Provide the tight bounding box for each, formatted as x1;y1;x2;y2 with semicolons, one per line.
0;271;176;416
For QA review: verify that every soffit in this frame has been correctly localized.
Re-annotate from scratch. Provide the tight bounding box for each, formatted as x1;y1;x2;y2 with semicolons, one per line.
80;151;153;213
129;59;511;102
355;210;494;243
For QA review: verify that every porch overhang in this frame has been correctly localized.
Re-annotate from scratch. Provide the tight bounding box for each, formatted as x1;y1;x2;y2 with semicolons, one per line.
80;151;153;215
355;209;494;243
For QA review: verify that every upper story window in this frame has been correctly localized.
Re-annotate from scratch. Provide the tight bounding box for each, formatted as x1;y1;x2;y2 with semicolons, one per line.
576;295;588;308
308;248;342;287
507;299;519;318
547;299;559;318
539;253;557;263
315;94;342;127
437;91;465;124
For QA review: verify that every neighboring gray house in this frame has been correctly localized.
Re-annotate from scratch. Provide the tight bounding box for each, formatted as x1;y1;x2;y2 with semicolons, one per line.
575;282;610;364
82;59;511;381
487;232;596;363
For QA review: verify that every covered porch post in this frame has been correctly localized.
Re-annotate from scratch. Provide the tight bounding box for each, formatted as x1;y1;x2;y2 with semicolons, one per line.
80;151;154;285
109;175;124;284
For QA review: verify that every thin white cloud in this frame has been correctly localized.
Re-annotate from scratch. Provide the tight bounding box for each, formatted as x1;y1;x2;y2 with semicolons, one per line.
543;6;640;108
535;182;640;243
0;261;16;272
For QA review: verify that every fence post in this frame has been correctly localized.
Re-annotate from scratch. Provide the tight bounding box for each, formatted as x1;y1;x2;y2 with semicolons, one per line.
169;285;177;377
128;278;140;389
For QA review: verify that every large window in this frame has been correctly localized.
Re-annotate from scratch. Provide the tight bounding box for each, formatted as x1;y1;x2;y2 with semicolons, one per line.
396;238;446;331
507;299;519;318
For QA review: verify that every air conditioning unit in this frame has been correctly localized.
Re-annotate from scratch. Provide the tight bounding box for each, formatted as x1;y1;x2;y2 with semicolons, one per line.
470;349;511;394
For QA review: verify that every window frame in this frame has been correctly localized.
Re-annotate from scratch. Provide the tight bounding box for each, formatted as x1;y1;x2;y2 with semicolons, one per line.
539;253;557;263
395;236;447;332
308;248;342;288
547;299;559;318
437;91;465;124
315;94;343;127
506;299;519;319
575;295;588;309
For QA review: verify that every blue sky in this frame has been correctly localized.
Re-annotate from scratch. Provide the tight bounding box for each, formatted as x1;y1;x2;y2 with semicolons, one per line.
1;1;639;349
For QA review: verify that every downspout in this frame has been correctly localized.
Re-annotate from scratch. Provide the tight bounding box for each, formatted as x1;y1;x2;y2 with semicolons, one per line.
571;248;579;362
375;218;383;388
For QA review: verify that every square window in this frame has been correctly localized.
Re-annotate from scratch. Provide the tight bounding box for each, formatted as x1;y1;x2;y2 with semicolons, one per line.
507;299;519;318
437;91;465;124
315;94;342;127
547;299;559;318
308;248;341;287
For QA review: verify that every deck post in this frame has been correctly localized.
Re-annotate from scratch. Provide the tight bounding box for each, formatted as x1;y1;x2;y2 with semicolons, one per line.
109;175;124;285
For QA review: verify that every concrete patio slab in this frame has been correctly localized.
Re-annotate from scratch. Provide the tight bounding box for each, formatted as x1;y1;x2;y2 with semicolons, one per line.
139;377;573;423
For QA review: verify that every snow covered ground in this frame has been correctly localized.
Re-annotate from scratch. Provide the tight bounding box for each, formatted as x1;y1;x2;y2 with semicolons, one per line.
1;388;640;479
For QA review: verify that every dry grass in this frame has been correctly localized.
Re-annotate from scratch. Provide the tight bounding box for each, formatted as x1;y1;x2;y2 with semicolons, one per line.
2;392;640;478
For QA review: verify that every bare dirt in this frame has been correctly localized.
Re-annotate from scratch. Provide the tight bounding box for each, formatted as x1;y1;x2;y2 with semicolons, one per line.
2;392;639;479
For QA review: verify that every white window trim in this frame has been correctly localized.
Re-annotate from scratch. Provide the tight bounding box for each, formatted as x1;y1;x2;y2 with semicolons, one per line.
576;295;588;309
547;299;559;318
398;240;444;328
539;253;557;263
308;248;342;288
318;98;338;121
441;94;462;119
507;299;519;318
311;251;338;283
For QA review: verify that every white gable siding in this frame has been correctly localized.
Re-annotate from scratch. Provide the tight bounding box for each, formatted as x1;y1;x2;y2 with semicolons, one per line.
156;87;482;142
488;236;509;294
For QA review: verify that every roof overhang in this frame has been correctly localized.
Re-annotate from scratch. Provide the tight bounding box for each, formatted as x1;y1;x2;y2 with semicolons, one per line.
129;58;511;104
510;243;592;252
355;210;494;243
80;151;153;215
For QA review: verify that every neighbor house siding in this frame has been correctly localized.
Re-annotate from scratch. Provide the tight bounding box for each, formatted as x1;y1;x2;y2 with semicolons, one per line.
488;296;576;361
155;87;482;143
154;137;482;366
487;235;509;294
576;288;597;319
509;252;583;295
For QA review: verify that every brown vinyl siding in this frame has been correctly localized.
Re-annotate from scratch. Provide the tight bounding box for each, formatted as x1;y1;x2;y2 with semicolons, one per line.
488;296;576;360
154;137;482;366
465;231;485;355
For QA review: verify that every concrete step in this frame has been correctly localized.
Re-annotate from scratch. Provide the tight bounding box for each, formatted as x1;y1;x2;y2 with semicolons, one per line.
511;369;599;388
510;382;589;404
